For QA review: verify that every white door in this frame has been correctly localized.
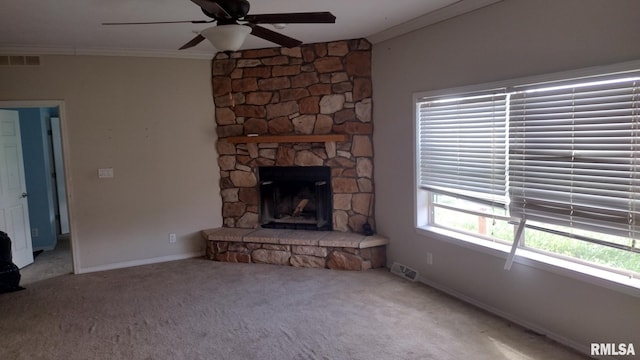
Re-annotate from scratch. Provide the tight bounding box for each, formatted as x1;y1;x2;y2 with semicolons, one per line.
50;117;69;234
0;109;33;268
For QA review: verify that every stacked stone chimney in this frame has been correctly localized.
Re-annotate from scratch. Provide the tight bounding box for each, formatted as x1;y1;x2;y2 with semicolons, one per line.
213;38;374;233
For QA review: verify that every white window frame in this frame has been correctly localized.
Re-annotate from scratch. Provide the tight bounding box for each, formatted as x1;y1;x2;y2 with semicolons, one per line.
414;60;640;296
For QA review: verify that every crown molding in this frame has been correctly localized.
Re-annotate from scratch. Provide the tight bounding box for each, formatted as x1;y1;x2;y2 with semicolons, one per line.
367;0;503;44
0;46;215;60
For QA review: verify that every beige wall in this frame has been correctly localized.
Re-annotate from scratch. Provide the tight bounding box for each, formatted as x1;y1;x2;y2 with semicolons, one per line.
0;55;221;271
373;0;640;354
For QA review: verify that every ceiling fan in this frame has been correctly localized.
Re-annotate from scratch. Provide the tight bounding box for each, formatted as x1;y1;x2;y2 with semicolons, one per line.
103;0;336;52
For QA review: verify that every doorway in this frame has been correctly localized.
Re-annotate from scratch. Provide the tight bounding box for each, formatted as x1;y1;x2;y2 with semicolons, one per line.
0;101;75;284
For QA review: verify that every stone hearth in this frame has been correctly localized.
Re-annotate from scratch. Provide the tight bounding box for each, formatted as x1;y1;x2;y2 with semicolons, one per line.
202;228;387;271
213;39;374;233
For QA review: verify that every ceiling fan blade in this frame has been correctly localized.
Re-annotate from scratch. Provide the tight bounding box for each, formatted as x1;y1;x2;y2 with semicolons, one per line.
191;0;232;19
102;20;213;25
249;24;302;48
179;34;206;50
244;12;336;24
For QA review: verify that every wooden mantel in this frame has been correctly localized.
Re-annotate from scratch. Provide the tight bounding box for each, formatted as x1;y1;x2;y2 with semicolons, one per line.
224;134;349;144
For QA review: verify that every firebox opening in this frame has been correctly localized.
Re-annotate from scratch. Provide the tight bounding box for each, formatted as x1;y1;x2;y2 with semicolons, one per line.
259;166;332;231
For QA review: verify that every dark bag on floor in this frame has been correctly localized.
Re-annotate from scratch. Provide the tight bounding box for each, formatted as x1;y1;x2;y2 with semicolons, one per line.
0;231;23;293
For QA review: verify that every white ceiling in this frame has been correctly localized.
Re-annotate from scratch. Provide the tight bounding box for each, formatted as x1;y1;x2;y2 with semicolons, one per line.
0;0;500;59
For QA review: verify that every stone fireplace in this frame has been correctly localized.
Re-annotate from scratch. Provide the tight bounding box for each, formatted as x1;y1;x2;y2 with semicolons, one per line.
214;38;375;234
204;39;386;270
259;166;332;231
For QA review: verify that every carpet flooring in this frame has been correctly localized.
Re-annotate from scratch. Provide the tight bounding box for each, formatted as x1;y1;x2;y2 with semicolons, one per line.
0;258;589;360
20;235;73;285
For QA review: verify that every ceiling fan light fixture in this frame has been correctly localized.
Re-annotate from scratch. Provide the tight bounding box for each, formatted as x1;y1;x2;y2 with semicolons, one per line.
200;24;251;52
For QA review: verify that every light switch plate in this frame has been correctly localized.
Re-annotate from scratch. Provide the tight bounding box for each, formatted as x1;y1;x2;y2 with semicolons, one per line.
98;167;114;178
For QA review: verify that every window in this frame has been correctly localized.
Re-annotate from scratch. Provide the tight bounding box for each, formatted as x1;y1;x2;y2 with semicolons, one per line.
416;64;640;278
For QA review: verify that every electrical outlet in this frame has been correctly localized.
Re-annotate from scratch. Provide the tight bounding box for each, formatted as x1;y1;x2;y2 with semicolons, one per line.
426;252;433;265
169;233;176;244
31;228;39;237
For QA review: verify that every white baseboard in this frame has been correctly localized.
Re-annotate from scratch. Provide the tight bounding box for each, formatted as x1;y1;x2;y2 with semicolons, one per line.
416;275;603;360
76;251;205;274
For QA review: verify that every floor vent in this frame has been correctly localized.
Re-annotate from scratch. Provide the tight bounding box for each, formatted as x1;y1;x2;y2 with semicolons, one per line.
0;55;41;66
390;262;419;282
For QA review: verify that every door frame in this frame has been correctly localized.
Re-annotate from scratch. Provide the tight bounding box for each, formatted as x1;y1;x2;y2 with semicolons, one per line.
0;100;77;274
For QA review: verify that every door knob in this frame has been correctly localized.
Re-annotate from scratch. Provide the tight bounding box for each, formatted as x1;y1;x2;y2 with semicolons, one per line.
21;192;28;198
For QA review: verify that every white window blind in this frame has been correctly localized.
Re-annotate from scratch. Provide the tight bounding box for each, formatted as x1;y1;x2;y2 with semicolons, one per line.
509;73;640;238
417;92;508;206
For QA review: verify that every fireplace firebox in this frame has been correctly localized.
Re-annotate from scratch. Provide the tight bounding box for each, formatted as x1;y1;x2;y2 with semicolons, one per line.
258;166;332;231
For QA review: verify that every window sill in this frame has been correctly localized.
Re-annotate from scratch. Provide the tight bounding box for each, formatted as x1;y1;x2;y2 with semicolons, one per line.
416;225;640;298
